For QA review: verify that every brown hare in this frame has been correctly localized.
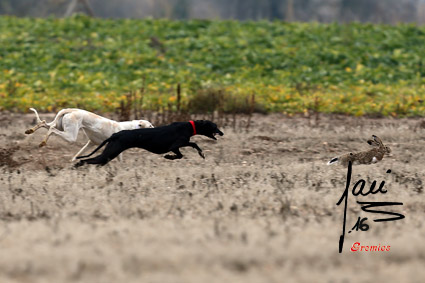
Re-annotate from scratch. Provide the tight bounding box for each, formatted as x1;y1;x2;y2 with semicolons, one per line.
327;135;391;167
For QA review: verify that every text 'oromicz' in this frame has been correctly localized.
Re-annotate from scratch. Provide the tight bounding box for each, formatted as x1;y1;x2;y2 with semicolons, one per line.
336;161;405;253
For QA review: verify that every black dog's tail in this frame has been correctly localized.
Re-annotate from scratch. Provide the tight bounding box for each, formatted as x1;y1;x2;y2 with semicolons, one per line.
76;136;114;159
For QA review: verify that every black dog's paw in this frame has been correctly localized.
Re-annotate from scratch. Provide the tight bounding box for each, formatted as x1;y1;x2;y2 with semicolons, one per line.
74;161;85;168
198;151;205;159
165;154;183;160
164;154;176;160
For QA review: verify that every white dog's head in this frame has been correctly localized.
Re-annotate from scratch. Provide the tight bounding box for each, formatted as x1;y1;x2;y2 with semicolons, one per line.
136;120;154;129
120;119;154;130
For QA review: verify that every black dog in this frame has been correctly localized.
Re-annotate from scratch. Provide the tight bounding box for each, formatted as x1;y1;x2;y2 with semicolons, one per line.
75;120;223;166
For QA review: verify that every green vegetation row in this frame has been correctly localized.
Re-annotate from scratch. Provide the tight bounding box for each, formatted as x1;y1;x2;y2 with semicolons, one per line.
0;15;424;116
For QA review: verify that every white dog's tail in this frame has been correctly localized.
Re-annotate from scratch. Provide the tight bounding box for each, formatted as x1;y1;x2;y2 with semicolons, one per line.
327;157;339;165
30;107;74;129
29;108;43;124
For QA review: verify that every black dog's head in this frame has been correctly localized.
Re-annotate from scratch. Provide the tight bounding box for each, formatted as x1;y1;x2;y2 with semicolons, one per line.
194;120;224;140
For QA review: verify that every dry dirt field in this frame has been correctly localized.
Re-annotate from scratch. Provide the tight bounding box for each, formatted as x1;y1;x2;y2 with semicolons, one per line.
0;112;424;283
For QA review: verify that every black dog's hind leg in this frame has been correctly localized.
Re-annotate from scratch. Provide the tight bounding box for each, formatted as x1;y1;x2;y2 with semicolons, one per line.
76;141;126;166
74;155;110;167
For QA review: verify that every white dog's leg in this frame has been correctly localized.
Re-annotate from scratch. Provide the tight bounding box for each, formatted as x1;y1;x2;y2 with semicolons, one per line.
39;120;80;147
25;108;48;134
25;120;47;135
25;108;63;134
71;140;92;161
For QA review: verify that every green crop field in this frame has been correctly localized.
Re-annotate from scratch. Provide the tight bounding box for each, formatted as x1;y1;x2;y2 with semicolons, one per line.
0;15;424;116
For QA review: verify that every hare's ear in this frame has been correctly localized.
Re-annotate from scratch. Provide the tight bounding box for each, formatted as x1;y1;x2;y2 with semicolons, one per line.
372;135;384;147
367;139;378;146
327;157;339;165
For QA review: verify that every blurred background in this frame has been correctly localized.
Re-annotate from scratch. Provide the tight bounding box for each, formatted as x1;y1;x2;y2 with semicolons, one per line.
1;0;425;24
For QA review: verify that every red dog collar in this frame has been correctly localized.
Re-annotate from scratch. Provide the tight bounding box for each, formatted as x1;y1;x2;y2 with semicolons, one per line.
189;120;196;136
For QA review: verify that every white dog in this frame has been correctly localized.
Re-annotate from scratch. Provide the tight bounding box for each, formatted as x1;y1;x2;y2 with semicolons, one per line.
25;108;154;161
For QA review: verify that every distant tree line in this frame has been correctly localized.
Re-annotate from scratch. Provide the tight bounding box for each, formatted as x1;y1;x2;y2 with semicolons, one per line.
0;0;424;24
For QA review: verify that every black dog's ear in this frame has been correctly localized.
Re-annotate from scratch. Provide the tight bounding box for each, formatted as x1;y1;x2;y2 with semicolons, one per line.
195;120;219;129
195;120;208;125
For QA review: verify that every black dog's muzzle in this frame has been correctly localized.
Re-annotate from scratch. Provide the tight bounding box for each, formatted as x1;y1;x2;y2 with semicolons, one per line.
210;130;224;140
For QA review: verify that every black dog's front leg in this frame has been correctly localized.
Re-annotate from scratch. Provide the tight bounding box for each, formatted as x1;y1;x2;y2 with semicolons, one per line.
164;141;205;160
187;142;205;159
164;148;183;160
164;140;186;160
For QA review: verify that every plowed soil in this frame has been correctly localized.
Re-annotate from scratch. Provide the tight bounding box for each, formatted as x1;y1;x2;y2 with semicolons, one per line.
0;112;424;283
